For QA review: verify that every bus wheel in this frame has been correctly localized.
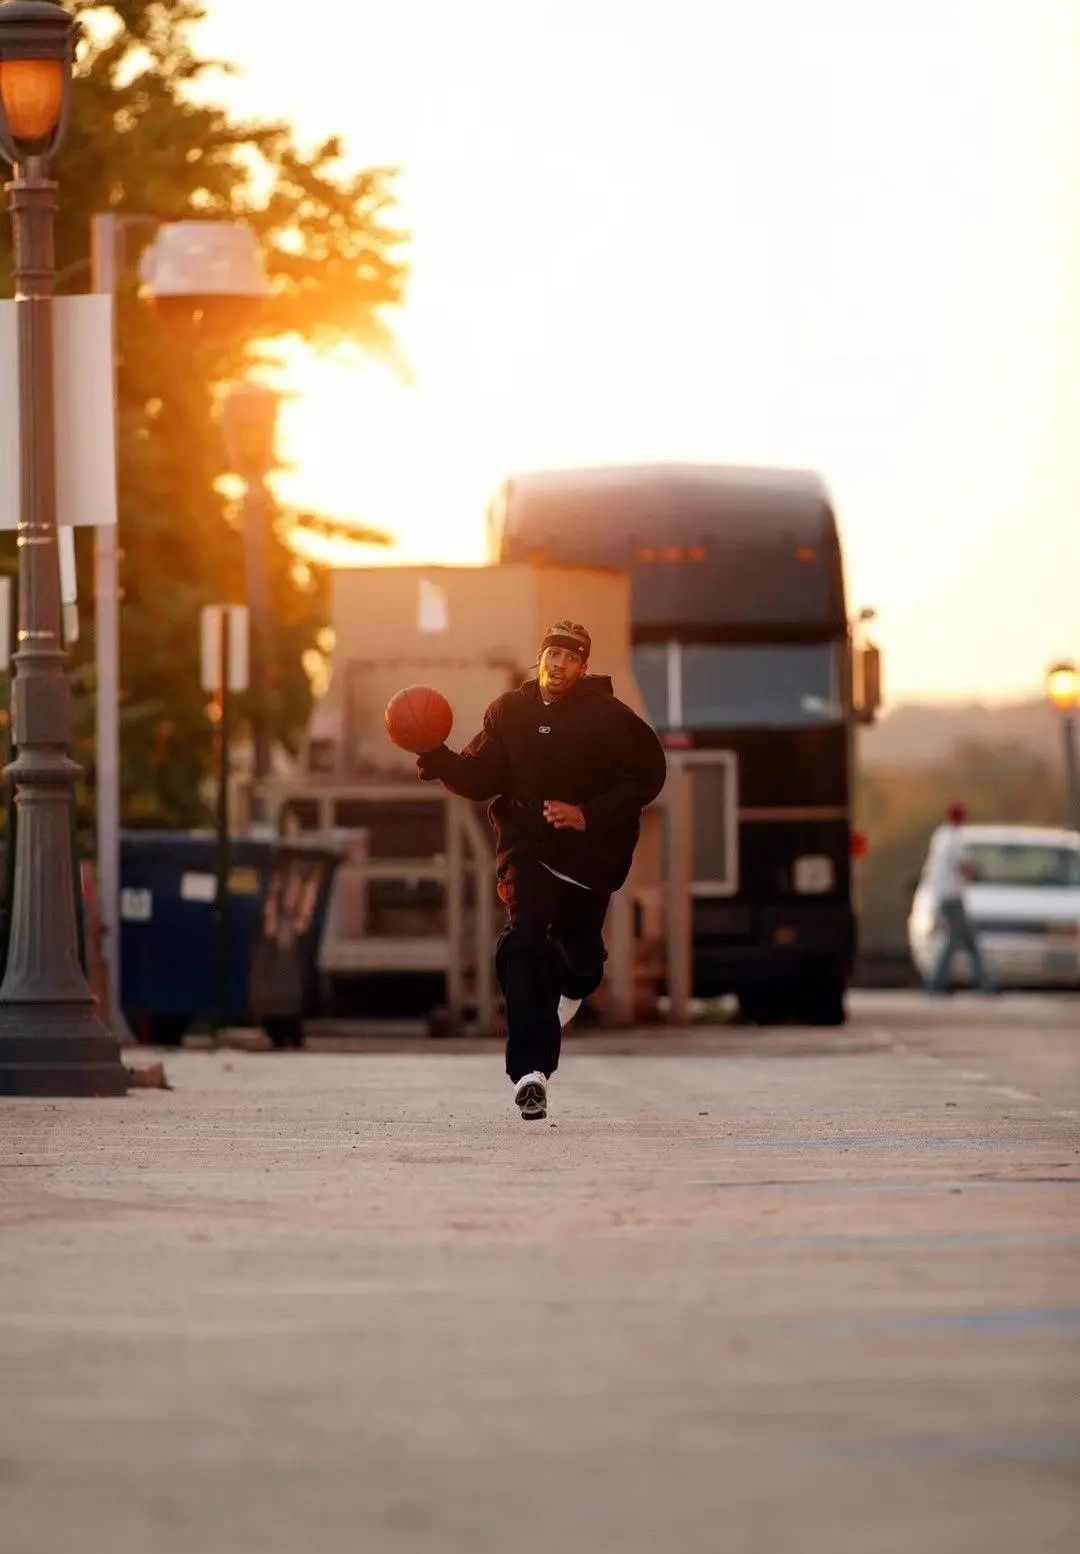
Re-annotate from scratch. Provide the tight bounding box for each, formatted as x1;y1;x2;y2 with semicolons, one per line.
737;989;786;1026
799;978;847;1027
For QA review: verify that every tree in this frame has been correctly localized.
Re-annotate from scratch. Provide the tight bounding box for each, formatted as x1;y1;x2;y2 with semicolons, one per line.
0;1;406;830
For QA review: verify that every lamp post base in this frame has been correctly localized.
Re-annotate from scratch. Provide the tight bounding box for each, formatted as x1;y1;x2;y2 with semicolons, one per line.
0;1002;128;1096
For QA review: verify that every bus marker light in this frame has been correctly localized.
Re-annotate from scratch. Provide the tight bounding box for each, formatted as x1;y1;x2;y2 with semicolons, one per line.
794;855;835;894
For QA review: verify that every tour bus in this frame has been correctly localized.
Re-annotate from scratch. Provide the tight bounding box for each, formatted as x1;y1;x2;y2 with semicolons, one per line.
490;463;880;1024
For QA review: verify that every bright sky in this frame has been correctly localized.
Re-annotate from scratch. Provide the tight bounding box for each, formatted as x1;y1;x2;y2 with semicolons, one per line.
194;0;1080;704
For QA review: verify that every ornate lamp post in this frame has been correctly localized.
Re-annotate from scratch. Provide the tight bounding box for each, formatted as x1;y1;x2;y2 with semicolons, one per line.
0;2;126;1094
1045;660;1080;832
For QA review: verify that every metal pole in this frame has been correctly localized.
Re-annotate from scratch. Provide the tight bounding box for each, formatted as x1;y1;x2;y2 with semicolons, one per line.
1062;712;1080;832
460;801;495;1034
241;474;272;827
606;886;634;1027
665;753;693;1025
445;797;465;1026
215;609;232;1032
89;212;126;1036
0;157;125;1095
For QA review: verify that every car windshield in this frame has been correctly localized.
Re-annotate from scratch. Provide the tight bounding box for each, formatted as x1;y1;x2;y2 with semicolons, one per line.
965;843;1080;889
633;643;843;729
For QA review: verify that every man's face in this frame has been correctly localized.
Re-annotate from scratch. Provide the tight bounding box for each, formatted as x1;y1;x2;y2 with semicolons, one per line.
539;645;587;701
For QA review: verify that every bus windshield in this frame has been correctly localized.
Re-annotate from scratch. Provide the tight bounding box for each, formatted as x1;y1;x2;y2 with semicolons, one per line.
633;642;843;730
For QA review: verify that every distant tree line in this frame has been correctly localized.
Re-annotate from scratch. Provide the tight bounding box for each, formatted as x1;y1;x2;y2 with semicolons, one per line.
856;740;1068;952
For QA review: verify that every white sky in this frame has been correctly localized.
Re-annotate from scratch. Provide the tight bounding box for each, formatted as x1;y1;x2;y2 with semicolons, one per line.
194;0;1080;704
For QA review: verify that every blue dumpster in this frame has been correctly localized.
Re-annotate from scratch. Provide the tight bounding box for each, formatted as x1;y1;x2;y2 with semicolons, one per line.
120;832;338;1046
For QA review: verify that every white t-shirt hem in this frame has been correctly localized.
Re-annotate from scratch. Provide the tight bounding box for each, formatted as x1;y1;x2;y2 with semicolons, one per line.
539;860;590;891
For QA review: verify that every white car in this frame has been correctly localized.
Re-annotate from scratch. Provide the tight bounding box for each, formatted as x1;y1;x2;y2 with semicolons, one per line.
909;824;1080;990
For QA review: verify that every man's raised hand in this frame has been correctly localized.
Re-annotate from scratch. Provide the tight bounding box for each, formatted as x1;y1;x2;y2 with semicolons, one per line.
543;800;586;831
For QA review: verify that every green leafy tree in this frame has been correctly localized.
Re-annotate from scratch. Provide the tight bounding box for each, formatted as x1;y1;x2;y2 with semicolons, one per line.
0;1;405;830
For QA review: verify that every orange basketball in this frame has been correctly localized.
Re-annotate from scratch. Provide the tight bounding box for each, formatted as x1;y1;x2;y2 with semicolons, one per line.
385;686;454;754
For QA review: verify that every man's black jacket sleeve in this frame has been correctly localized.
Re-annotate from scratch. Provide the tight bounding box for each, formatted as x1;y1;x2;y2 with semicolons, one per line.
416;701;510;801
579;709;667;831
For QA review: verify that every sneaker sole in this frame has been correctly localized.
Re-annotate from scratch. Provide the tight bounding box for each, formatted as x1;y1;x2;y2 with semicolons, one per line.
516;1083;547;1121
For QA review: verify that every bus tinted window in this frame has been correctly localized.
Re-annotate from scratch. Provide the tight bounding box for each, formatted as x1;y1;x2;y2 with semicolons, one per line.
683;644;842;728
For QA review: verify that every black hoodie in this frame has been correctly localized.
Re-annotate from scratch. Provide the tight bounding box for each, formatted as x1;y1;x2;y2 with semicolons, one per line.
418;676;667;892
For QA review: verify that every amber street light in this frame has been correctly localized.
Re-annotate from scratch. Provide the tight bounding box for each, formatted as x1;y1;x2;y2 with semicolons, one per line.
1046;661;1079;716
1045;661;1080;832
0;2;126;1095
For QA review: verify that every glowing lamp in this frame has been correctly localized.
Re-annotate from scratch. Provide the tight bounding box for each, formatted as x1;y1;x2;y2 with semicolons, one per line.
1046;661;1079;715
1;57;62;141
0;2;77;164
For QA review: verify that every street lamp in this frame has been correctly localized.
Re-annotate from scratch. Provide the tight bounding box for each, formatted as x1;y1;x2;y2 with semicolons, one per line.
90;215;270;1035
1045;660;1080;831
223;381;280;829
0;2;126;1094
139;220;269;327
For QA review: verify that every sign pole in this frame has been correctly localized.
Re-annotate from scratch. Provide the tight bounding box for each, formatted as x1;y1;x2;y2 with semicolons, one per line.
215;608;232;1035
90;213;125;1039
665;754;693;1024
201;602;247;1036
1063;712;1080;833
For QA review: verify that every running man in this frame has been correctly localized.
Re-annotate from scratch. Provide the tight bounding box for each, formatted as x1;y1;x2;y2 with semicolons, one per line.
417;619;667;1119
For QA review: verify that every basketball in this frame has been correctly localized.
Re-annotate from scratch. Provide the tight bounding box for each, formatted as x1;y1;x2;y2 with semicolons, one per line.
385;686;454;754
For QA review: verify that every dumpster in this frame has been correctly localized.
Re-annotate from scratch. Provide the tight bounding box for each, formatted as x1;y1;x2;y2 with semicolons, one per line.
120;832;339;1046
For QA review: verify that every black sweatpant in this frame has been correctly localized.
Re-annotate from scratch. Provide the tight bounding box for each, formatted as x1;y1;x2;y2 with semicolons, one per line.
495;850;610;1082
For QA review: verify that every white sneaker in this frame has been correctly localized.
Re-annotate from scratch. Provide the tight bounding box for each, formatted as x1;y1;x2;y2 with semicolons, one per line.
513;1071;548;1121
558;996;582;1028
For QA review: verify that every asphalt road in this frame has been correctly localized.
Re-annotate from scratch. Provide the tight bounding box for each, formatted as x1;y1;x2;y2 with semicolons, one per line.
2;992;1078;1554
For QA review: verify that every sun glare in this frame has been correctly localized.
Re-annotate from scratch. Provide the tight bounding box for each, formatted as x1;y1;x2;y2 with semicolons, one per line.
269;339;494;570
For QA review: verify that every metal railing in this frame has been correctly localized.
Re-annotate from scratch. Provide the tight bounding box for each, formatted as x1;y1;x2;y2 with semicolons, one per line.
272;783;497;1031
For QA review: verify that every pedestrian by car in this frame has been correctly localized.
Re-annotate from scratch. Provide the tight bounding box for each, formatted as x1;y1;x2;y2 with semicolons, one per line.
923;803;998;995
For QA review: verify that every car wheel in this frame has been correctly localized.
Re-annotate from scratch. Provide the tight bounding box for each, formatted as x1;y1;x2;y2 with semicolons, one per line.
737;989;786;1026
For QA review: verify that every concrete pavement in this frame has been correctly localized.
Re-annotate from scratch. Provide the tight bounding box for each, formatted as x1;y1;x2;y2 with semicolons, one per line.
2;993;1078;1553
